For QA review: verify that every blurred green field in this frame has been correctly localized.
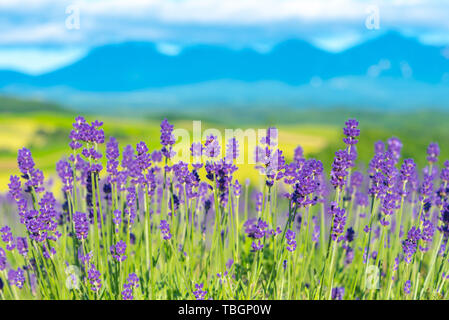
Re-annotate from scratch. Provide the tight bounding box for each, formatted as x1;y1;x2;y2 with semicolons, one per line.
0;111;338;193
1;95;449;193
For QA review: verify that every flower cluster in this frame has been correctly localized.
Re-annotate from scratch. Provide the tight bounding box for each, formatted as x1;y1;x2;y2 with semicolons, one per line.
285;229;297;252
74;212;89;240
110;240;127;262
1;115;448;301
329;202;347;241
193;283;207;300
122;273;139;300
88;264;102;292
160;220;172;240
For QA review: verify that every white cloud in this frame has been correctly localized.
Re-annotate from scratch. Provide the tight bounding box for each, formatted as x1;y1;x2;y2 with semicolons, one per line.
0;23;69;44
0;48;87;74
0;0;448;48
156;43;182;55
1;0;449;72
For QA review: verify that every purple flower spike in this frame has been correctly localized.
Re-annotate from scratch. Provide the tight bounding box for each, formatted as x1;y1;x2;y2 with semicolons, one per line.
402;227;421;263
244;218;268;239
294;145;304;164
286;229;297;252
374;141;385;154
251;240;264;252
426;142;440;164
160;119;176;159
233;180;242;197
160;220;172;240
404;280;411;295
110;240;127;262
330;149;352;189
88;264;102;292
204;135;221;158
331;287;345;300
387;137;402;164
17;147;35;176
8;175;22;201
0;226;15;251
16;237;28;256
225;137;239;162
106;137;120;182
122;273;140;300
441;160;449;184
0;248;7;271
73;212;89;240
193;283;207;300
343;119;360;145
329;202;346;242
8;267;25;289
56;159;73;193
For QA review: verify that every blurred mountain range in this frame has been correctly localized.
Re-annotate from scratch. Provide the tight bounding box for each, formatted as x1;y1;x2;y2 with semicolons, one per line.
1;31;449;112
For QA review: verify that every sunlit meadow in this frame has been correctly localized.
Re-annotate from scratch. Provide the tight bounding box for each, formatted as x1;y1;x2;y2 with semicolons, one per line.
1;115;449;300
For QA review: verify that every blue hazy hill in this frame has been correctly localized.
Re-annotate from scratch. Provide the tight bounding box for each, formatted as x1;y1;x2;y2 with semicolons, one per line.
0;31;448;111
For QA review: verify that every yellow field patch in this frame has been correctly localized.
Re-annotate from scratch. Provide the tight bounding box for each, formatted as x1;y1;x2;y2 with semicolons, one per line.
0;114;338;192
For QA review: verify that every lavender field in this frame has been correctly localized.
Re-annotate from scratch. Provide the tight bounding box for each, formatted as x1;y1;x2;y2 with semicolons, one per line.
0;115;448;300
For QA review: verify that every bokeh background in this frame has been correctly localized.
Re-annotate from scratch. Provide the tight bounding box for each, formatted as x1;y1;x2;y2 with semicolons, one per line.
1;0;449;192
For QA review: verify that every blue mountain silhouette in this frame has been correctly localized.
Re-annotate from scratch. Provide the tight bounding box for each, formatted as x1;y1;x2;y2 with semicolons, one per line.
1;31;448;93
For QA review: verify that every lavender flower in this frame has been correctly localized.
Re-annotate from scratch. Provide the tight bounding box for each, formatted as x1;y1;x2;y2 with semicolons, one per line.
8;267;25;289
204;135;221;158
345;227;355;242
225;137;239;162
17;148;44;193
293;145;305;165
88;264;102;292
419;220;435;252
0;248;6;271
312;217;320;243
329;202;346;241
374;141;385;154
345;247;354;265
233;180;242;197
113;209;122;233
151;150;163;163
251;240;264;252
404;280;411;295
226;259;234;269
160;220;172;240
106;137;120;182
0;226;15;250
399;159;417;196
441;160;449;185
160;119;176;159
331;287;345;300
73;212;89;240
330;149;351;189
285;229;297;252
244;218;268;239
350;171;364;191
16;237;28;256
193;283;207;300
17;147;35;176
56;159;73;193
8;175;22;201
387;137;402;164
426;142;440;164
78;249;93;266
110;240;127;262
402;227;421;263
122;273;139;300
343;119;360;146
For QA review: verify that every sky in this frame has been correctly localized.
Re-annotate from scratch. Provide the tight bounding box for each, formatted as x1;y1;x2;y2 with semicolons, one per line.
1;0;449;74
